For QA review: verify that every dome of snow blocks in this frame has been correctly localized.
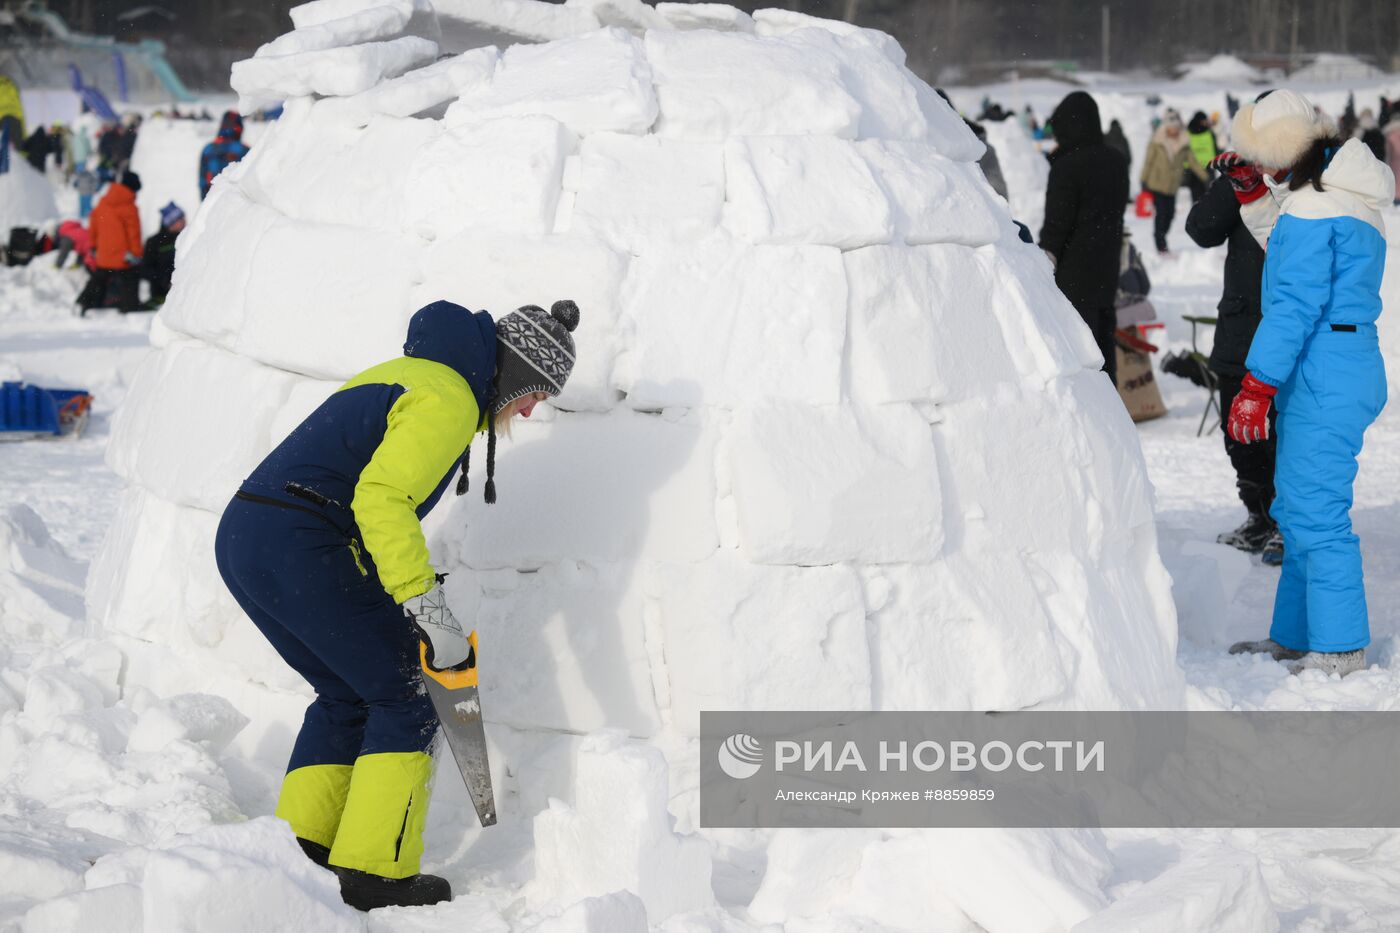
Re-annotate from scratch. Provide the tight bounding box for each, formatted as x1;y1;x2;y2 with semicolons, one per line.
91;5;1186;926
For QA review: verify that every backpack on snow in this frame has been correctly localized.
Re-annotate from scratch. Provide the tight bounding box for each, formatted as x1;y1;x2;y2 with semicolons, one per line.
5;227;39;266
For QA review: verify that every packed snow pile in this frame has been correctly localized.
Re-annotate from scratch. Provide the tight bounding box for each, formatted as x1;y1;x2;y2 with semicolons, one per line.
85;0;1186;927
0;155;60;233
1290;53;1385;84
1176;55;1263;85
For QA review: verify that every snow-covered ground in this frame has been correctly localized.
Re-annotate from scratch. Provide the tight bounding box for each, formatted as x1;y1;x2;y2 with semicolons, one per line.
6;33;1400;933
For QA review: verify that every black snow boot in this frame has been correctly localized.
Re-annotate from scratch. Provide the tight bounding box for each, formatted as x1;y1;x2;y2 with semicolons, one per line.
1260;529;1284;566
1229;638;1305;662
296;838;330;868
333;866;452;912
1216;511;1274;553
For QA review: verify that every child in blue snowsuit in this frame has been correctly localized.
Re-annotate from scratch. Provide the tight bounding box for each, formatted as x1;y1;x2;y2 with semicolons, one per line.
215;300;579;910
1216;90;1394;676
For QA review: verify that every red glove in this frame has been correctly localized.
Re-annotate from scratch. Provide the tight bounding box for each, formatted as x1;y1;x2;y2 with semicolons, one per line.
1227;373;1277;443
1211;151;1267;205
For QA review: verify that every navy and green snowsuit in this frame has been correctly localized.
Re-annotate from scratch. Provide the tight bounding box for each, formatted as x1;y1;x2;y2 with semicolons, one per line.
215;301;495;878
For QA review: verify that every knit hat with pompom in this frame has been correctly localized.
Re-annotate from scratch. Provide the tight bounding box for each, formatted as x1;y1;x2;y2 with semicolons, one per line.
457;300;580;505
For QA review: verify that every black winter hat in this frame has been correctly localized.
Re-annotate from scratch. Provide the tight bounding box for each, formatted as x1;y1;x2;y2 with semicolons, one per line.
457;300;580;505
120;170;141;192
491;300;580;414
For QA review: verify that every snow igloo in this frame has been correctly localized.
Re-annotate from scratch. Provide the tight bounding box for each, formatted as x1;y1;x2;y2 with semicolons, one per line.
87;0;1185;926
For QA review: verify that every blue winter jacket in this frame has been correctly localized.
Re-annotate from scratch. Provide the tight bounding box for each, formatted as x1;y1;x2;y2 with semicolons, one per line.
1244;139;1395;386
240;301;496;603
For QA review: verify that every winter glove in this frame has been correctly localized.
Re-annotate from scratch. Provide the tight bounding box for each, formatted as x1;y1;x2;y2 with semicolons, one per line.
403;584;474;672
1227;373;1277;444
123;251;139;266
1210;152;1267;205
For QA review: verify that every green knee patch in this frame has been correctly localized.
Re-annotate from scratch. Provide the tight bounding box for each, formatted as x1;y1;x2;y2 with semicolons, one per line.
328;752;435;879
275;763;353;849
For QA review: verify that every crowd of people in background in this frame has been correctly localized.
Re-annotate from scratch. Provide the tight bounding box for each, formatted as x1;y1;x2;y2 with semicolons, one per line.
1019;82;1395;678
0;70;252;314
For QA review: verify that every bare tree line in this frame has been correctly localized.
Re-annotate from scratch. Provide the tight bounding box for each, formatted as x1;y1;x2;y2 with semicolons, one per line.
36;0;1400;84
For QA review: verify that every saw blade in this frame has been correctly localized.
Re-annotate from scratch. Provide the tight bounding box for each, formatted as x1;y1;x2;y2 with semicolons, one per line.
420;634;497;827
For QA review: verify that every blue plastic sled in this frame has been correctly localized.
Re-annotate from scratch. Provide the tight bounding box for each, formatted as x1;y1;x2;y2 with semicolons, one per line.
0;382;94;439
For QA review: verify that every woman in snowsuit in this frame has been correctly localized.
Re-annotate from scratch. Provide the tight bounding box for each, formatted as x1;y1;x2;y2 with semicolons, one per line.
215;299;579;909
1219;90;1393;676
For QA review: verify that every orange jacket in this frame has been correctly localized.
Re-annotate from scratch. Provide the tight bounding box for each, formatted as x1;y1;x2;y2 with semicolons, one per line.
90;182;143;270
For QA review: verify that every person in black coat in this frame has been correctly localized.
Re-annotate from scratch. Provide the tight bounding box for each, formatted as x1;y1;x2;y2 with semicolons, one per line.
1184;172;1276;554
1104;118;1132;168
1039;91;1129;386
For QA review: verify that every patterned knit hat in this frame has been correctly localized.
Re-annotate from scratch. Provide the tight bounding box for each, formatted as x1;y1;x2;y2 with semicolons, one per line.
457;300;580;505
491;300;580;414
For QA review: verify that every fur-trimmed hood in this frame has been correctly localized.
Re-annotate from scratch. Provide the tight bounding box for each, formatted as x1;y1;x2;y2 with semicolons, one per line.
1230;89;1336;169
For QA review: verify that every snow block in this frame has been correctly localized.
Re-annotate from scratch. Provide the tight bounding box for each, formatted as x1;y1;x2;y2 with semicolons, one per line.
1073;846;1277;933
140;819;360;933
446;407;720;566
976;244;1103;384
645;29;861;139
235;218;422;381
727;403;942;565
240;107;441;230
844;244;1021;405
531;731;713;922
567;133;724;255
448;28;657;136
458;563;660;736
655;2;755;32
257;4;416;58
523;891;649;933
863;551;1071;711
723;136;893;249
404;115;572;239
160;187;278;347
86;488;305;694
232;36;439;112
931;374;1144;561
751;9;905;65
319;46;498;124
564;0;671;33
858;140;1004;246
415;230;627;411
268;376;341;448
107;342;296;513
646;555;869;736
617;232;846;409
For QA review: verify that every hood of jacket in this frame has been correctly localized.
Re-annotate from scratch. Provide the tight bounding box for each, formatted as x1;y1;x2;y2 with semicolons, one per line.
100;182;136;208
1317;137;1396;210
403;301;497;417
216;111;243;143
1151;123;1191;157
1049;91;1104;153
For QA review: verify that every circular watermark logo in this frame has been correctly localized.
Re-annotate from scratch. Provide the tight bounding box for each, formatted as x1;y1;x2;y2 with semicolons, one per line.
718;733;764;779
